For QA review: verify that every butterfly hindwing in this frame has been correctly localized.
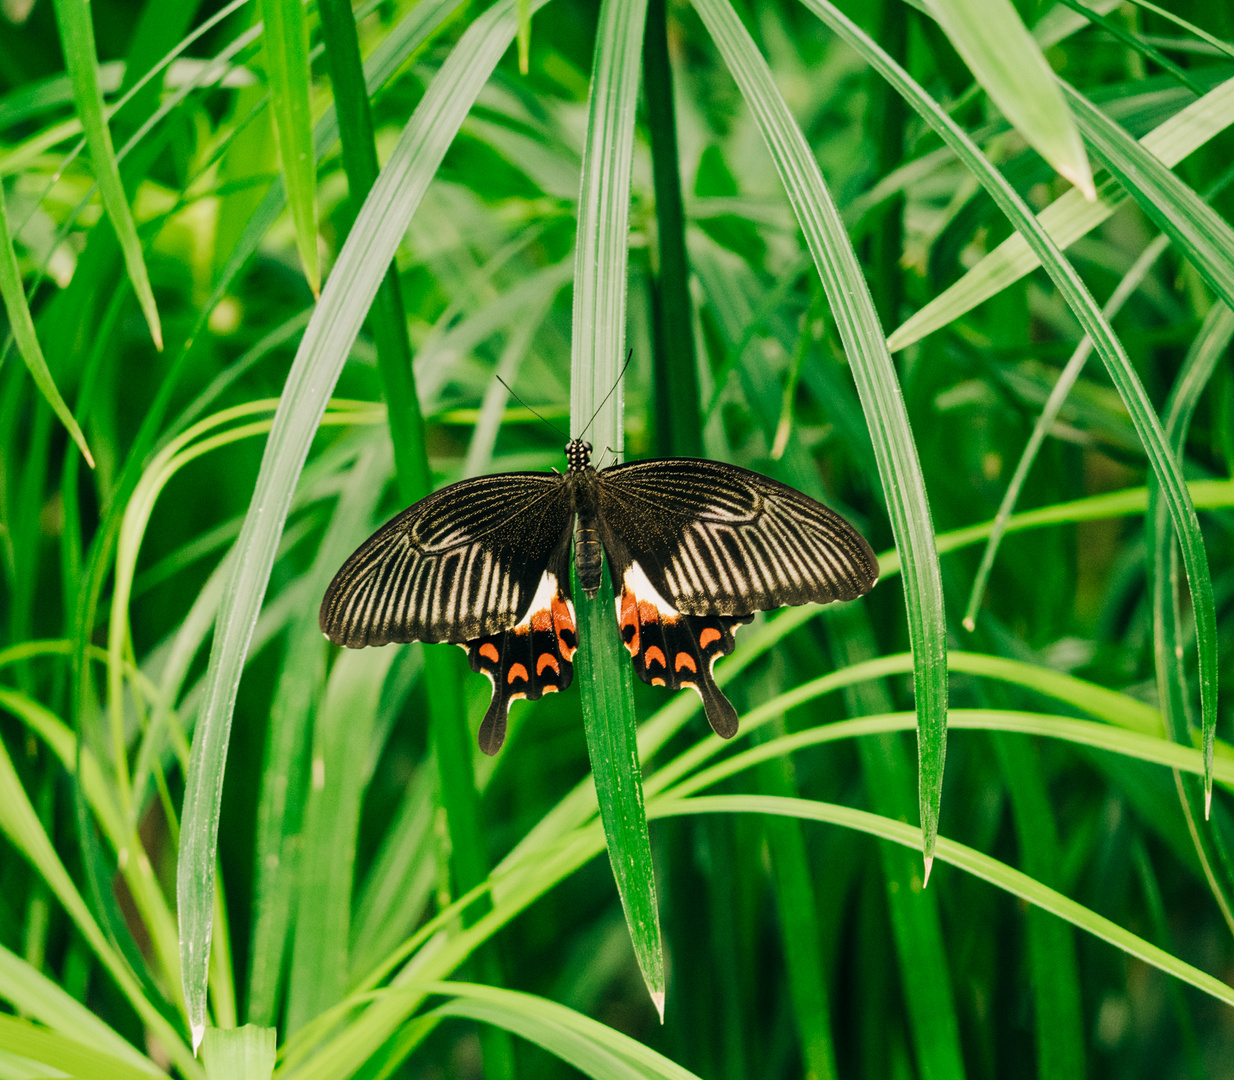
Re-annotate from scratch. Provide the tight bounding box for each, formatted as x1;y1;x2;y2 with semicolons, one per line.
465;534;578;754
320;472;573;647
596;458;878;617
615;561;752;738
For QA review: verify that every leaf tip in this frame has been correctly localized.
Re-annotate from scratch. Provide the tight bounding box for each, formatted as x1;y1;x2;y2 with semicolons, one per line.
650;990;665;1024
191;1022;204;1057
922;852;934;887
1059;162;1096;202
961;615;975;633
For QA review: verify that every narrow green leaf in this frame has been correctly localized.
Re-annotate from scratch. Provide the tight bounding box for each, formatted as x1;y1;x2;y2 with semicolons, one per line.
804;0;1220;849
0;943;158;1076
644;0;703;458
1062;81;1234;314
428;982;703;1080
963;232;1172;629
202;1026;276;1080
887;76;1234;351
259;0;320;295
0;721;198;1078
991;735;1085;1079
0;192;93;466
50;0;162;348
653;796;1234;1010
0;1016;165;1080
176;0;554;1050
247;446;390;1026
927;0;1094;196
570;0;662;1015
285;646;396;1033
691;0;948;865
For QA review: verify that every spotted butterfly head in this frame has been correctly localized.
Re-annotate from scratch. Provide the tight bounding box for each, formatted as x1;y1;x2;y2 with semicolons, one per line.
564;439;593;472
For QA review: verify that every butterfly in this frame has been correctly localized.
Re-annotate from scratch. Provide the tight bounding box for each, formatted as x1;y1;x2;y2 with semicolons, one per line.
319;439;878;755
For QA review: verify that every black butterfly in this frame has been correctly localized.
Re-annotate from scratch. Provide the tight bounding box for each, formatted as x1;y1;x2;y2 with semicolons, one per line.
319;440;878;754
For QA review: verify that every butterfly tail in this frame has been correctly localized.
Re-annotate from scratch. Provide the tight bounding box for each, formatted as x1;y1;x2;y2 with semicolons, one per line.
467;569;578;755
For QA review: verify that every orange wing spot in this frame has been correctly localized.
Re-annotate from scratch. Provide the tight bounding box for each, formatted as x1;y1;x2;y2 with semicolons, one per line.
507;663;529;685
637;600;661;625
537;653;560;675
675;652;697;673
479;642;500;663
531;608;553;632
651;677;666;686
619;589;640;656
542;684;559;694
553;595;579;659
699;627;722;648
644;645;667;669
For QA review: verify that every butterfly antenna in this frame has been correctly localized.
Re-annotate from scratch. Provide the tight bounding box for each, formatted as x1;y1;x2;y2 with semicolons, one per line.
579;349;634;440
495;374;568;440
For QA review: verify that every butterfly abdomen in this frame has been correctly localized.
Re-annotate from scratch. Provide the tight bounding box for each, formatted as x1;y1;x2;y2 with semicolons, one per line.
572;472;604;597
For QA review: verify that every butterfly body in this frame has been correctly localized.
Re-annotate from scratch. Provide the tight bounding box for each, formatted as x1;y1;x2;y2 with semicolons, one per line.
320;439;877;754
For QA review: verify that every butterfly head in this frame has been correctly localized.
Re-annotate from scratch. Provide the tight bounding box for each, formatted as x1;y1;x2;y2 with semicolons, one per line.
564;439;593;472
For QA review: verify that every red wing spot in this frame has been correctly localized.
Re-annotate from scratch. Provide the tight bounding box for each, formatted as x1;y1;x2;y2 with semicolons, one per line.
675;652;697;673
507;663;529;685
651;677;666;686
531;608;553;632
699;627;721;649
644;646;667;670
479;642;500;663
537;653;560;675
637;600;661;625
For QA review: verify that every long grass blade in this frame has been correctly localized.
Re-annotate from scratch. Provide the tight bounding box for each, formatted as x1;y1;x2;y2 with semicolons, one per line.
259;0;320;295
803;0;1220;821
653;796;1234;1010
0;193;93;466
928;0;1094;196
176;0;552;1049
691;0;949;865
1062;81;1234;313
570;0;663;1016
887;76;1234;351
963;231;1172;629
50;0;162;348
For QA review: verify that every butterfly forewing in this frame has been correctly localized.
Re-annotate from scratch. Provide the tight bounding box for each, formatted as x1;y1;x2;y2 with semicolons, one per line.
320;473;573;647
595;458;879;617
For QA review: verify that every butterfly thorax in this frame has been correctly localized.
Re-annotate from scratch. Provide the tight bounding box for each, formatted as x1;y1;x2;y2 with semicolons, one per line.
565;439;604;597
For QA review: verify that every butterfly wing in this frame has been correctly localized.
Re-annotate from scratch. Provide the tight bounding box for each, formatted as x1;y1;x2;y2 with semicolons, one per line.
320;471;578;754
595;458;877;737
320;472;573;646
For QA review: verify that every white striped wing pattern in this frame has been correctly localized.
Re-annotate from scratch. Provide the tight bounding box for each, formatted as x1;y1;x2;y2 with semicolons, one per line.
595;458;878;617
319;473;573;647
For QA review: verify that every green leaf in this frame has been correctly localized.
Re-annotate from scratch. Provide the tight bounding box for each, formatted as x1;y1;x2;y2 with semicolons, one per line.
0;943;158;1076
0;191;93;466
569;0;662;1015
963;231;1173;629
803;0;1220;849
653;796;1234;1010
926;0;1094;196
50;0;162;349
285;646;396;1032
887;76;1234;351
691;0;949;865
259;0;320;295
1062;81;1234;313
0;1015;165;1080
202;1025;276;1080
428;982;702;1079
176;0;556;1050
